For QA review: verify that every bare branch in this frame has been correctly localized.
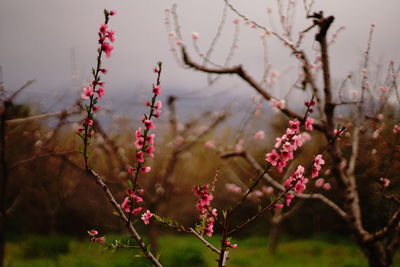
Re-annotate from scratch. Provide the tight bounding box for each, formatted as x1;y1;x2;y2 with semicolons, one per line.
367;208;400;243
9;150;78;171
181;46;325;132
6;80;35;102
6;110;80;125
189;228;220;255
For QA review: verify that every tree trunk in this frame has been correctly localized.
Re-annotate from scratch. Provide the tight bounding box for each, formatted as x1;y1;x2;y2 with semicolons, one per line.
268;221;281;254
148;221;159;253
148;202;160;253
360;241;389;267
0;105;8;267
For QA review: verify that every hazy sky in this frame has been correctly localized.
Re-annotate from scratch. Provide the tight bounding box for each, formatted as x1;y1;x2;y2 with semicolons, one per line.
1;0;399;103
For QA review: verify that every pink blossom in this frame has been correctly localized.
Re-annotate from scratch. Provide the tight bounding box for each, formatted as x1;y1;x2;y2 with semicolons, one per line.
155;100;162;109
127;166;135;176
109;10;117;16
141;210;153;225
191;32;200;40
261;186;274;195
274;137;284;148
135;127;142;138
315;178;325;188
280;149;293;162
101;42;114;58
295;181;306;194
136;151;145;163
154;109;161;118
282;142;294;152
289;120;300;132
275;204;284;209
100;68;108;74
266;149;280;166
146;134;155;145
380;86;389;93
277;160;287;173
204;140;215;148
132;207;143;215
97;87;105;98
305;117;314;131
270;98;286;110
292;135;303;150
140;166;151;174
314;154;325;166
81;86;94;99
134;137;144;149
225;183;242;194
86;119;93;126
225;240;238;249
393;124;400;134
285;194;295;207
144;119;155;129
93;236;105;244
380;177;390;188
153;85;161;95
254;130;266;140
146;145;155;158
311;168;319;179
93;105;101;112
106;30;115;43
300;132;311;142
323;183;331;191
99;24;108;34
89;229;98;236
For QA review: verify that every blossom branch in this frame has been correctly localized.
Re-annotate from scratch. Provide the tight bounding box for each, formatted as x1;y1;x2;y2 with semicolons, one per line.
88;169;162;267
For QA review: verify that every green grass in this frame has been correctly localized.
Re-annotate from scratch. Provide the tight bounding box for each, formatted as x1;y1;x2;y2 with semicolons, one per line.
4;234;399;267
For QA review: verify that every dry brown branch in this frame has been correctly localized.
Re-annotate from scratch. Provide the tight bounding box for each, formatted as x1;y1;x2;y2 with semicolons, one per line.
189;228;220;255
181;46;324;132
5;110;80;125
8;150;78;171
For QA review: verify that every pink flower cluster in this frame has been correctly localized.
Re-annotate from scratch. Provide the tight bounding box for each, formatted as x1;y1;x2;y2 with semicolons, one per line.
121;189;144;215
88;229;105;244
98;12;116;58
280;154;326;208
284;165;308;195
312;154;325;178
77;10;116;139
128;66;163;175
119;189;153;224
193;185;218;237
265;117;313;173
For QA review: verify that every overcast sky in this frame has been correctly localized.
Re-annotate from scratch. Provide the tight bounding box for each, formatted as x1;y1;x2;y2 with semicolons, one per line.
1;0;399;104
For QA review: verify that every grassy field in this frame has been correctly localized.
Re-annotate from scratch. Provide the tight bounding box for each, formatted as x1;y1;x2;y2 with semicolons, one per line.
4;234;399;267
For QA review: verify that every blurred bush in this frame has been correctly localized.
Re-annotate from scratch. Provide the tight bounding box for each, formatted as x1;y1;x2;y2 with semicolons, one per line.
22;235;71;259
